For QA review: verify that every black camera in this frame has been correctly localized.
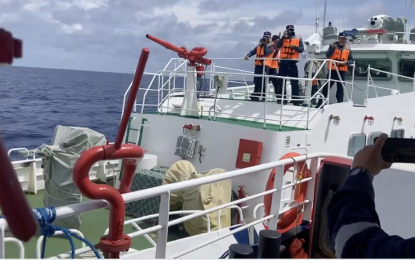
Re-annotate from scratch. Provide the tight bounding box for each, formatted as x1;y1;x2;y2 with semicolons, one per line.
260;37;267;44
285;25;295;37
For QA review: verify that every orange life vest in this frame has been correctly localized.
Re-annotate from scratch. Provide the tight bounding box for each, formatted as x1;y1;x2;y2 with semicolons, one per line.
280;38;300;60
329;48;350;72
270;49;279;69
255;45;273;67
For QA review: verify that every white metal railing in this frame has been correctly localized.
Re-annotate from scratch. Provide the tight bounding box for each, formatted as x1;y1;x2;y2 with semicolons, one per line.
121;57;356;130
0;152;351;259
366;65;415;102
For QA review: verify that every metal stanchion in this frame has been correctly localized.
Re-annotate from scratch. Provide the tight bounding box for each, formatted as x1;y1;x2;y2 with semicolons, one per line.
257;230;281;258
228;244;254;258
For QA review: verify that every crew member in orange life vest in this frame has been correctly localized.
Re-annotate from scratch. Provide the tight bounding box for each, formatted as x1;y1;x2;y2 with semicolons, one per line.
276;25;304;106
268;34;280;91
245;31;275;101
317;32;353;107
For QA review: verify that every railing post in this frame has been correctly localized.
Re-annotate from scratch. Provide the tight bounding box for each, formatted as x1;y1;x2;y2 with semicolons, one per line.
412;71;415;92
351;61;356;103
279;79;286;131
327;67;332;106
303;157;318;220
257;230;281;258
228;244;254;258
365;64;371;105
155;191;170;258
263;76;268;129
267;165;284;230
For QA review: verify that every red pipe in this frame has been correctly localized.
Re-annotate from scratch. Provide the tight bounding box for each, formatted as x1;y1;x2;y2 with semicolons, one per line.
0;136;37;242
146;34;211;65
73;48;149;258
0;28;22;65
0;28;37;242
114;48;150;150
118;159;138;194
146;34;186;55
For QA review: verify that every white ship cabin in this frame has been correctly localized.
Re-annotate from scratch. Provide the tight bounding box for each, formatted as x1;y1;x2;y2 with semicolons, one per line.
121;14;415;231
305;14;415;105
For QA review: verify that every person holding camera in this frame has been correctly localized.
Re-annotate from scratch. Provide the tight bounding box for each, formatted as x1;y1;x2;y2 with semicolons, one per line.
275;25;304;106
316;32;353;107
245;31;275;101
268;34;280;94
327;133;415;258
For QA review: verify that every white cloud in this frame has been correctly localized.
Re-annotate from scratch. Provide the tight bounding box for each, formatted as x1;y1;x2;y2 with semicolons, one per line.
0;0;403;73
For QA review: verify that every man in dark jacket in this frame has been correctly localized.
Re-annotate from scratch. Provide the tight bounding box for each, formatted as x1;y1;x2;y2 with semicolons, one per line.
245;31;275;101
327;133;415;258
317;32;353;107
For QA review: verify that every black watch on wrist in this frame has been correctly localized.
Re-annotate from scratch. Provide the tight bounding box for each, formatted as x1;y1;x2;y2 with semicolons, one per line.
349;167;373;182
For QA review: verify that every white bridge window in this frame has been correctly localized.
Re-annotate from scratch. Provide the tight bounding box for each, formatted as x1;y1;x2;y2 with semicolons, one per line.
348;134;367;157
391;129;404;138
398;59;415;81
347;59;392;80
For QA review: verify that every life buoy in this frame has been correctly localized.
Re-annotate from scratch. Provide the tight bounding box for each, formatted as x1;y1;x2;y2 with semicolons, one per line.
263;152;311;233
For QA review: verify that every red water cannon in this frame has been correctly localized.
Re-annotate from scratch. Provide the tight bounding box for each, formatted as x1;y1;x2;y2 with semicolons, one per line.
73;48;150;258
0;28;22;65
146;34;211;66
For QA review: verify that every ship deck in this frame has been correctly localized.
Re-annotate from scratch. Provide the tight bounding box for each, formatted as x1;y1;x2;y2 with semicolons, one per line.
6;184;187;258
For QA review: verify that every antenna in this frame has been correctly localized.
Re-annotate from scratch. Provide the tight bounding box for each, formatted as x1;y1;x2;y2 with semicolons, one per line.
323;0;328;28
315;0;319;32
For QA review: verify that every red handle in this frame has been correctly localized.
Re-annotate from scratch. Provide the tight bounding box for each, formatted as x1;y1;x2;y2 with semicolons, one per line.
0;28;22;65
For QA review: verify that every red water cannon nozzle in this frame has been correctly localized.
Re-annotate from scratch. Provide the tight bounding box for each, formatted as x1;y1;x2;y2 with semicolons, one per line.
0;28;22;65
146;34;211;66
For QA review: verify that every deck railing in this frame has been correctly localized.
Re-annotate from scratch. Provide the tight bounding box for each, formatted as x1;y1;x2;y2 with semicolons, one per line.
121;57;356;130
365;65;415;104
0;152;350;258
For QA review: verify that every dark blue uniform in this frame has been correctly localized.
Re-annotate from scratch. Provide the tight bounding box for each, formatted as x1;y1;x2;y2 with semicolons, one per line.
318;40;354;107
246;31;275;101
276;27;304;105
328;167;415;258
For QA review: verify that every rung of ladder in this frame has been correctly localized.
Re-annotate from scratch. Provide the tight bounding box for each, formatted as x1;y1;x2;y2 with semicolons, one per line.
129;128;139;131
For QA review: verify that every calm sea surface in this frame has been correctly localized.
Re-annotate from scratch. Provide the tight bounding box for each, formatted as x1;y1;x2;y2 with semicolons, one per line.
0;66;159;159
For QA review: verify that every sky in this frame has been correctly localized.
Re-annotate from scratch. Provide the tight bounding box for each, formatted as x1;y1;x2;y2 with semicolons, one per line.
0;0;410;73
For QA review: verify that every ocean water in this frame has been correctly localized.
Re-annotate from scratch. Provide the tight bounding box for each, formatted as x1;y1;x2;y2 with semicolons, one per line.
0;66;159;160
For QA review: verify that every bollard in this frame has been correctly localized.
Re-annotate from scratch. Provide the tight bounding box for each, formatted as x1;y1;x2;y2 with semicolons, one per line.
228;244;254;258
257;229;281;258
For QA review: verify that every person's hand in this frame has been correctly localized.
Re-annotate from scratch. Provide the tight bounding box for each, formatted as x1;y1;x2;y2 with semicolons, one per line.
244;55;249;60
351;133;392;177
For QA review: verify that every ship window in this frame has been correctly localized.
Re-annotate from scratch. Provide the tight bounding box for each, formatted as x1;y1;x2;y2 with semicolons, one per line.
368;132;382;145
391;129;404;138
398;59;415;81
348;134;366;157
347;59;392;80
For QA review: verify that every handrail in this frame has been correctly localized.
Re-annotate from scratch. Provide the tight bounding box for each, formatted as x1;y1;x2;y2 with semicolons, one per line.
1;153;351;259
0;153;349;258
138;60;188;114
145;57;353;129
365;65;415;101
0;152;348;230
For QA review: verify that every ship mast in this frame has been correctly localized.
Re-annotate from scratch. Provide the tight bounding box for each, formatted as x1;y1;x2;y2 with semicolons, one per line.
322;0;328;27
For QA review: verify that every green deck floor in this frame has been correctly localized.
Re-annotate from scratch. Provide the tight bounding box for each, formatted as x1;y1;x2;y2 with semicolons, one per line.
144;112;306;131
6;187;188;258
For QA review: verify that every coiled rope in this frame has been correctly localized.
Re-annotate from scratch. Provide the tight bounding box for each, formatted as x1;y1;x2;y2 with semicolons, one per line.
1;207;101;259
